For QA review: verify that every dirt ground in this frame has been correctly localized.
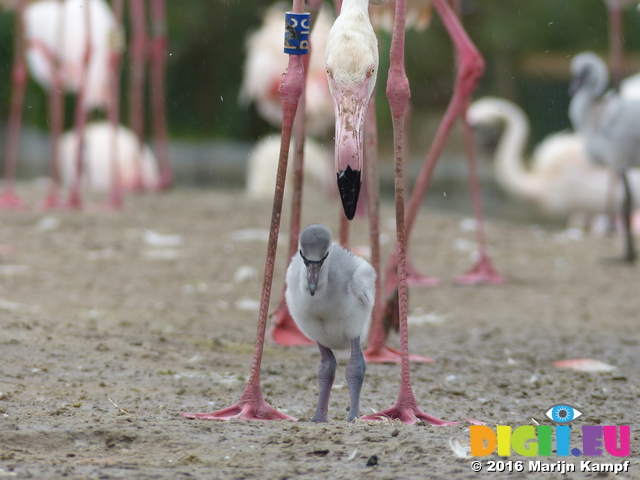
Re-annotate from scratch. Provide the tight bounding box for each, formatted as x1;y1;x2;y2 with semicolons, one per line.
0;185;638;479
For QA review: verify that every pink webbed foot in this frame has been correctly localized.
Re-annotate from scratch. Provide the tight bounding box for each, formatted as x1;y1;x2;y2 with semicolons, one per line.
39;190;70;211
0;191;28;210
268;304;314;346
159;175;173;191
387;252;440;289
85;195;125;212
406;257;440;288
364;344;434;364
181;382;296;421
180;398;296;422
361;403;458;426
97;198;125;211
455;255;504;285
40;197;62;211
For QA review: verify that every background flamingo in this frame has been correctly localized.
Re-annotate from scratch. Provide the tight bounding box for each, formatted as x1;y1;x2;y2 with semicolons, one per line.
468;96;640;228
58;121;160;193
1;0;170;209
245;135;332;200
1;0;121;208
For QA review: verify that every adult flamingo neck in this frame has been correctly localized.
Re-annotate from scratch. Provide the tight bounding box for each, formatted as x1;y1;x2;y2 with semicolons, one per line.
489;101;536;200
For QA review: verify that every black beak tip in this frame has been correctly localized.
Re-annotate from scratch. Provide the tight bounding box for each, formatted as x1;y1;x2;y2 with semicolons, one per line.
337;167;362;221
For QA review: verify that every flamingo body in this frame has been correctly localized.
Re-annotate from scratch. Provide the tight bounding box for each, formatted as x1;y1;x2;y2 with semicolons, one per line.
245;135;332;200
59;121;159;192
24;0;116;109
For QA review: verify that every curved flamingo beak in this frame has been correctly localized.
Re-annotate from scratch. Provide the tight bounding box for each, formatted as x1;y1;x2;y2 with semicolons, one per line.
328;71;374;220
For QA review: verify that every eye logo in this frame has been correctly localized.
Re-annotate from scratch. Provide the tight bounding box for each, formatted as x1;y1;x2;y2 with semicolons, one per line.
545;404;583;423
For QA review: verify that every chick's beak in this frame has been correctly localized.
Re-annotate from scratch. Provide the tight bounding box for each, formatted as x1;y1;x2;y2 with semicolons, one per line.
306;262;322;296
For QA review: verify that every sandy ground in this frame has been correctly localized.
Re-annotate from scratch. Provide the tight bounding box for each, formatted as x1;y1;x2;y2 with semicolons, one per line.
0;185;638;479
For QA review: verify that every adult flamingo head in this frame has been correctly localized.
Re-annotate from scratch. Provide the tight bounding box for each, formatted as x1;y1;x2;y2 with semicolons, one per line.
325;0;380;220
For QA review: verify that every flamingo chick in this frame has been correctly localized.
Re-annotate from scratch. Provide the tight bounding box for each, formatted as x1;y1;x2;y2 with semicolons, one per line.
569;52;640;261
325;0;379;220
285;224;376;422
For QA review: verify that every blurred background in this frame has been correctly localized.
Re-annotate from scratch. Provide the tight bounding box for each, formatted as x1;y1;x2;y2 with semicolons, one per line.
1;0;639;220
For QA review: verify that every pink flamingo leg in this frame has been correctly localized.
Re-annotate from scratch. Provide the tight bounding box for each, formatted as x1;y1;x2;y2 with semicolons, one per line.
104;0;125;209
39;0;68;210
268;0;321;347
267;110;314;347
606;0;625;91
0;0;29;210
128;0;148;192
364;94;433;364
181;0;308;421
455;111;504;284
40;58;65;209
66;0;93;210
361;0;455;424
382;0;502;287
149;0;173;190
267;69;313;347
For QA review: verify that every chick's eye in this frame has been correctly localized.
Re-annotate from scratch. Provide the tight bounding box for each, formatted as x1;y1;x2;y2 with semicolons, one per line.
326;67;332;78
545;404;582;423
369;66;375;77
